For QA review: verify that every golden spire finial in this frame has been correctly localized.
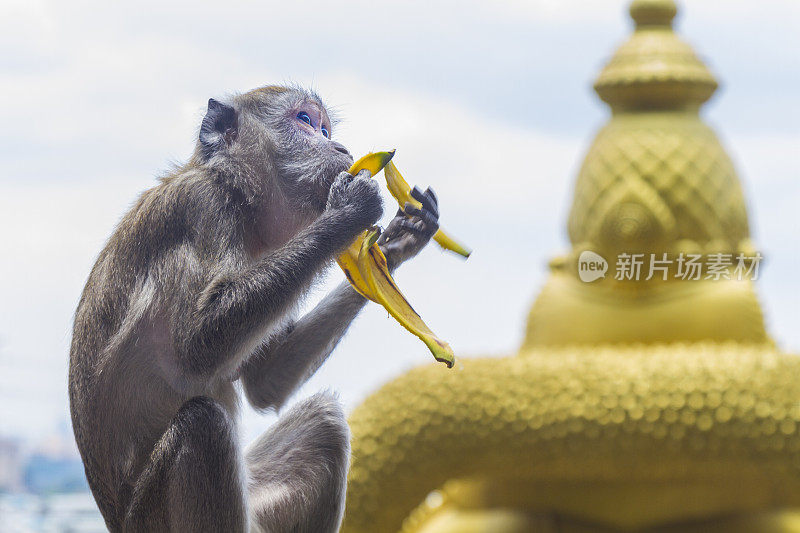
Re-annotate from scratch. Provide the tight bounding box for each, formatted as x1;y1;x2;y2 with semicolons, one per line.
629;0;677;27
594;0;716;110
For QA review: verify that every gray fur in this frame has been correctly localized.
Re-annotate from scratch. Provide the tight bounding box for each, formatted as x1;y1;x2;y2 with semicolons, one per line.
246;392;350;533
68;84;439;532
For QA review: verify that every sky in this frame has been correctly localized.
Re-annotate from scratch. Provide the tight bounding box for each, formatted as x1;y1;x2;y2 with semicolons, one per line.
0;0;798;446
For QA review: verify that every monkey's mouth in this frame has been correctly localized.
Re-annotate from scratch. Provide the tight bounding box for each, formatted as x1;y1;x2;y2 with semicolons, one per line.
300;156;351;213
320;157;350;188
310;166;343;210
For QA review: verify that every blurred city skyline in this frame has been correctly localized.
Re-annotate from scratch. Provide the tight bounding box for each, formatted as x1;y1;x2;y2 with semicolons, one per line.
0;0;798;454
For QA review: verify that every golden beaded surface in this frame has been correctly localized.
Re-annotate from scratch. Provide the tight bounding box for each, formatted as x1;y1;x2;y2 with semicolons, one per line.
343;344;800;532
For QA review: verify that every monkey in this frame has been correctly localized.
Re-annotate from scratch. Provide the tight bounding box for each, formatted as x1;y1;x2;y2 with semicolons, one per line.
68;85;441;532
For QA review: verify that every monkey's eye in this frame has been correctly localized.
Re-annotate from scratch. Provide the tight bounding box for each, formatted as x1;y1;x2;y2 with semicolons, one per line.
297;112;313;127
321;125;329;138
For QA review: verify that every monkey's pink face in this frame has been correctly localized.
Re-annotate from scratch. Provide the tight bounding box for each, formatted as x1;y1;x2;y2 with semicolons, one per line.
279;99;354;211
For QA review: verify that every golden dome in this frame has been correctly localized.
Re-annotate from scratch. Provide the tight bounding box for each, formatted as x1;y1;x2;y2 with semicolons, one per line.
594;0;717;109
342;1;793;531
569;0;750;262
566;114;751;261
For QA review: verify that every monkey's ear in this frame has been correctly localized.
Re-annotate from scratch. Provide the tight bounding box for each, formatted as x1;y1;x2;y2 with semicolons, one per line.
199;98;238;157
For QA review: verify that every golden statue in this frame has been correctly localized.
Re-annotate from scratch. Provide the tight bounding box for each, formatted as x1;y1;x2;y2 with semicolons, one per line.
342;1;800;531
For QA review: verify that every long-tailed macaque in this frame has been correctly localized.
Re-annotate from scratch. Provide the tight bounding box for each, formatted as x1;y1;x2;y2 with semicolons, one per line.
69;85;440;532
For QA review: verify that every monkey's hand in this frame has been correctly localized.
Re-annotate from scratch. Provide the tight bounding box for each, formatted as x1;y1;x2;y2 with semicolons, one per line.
378;186;440;271
326;169;383;234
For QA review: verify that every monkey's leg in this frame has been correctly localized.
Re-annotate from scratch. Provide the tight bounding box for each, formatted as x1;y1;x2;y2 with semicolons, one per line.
246;392;350;533
124;397;247;533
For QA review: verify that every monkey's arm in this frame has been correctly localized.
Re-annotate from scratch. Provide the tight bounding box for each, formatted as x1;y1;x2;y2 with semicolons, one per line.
241;281;366;410
169;209;368;385
241;187;441;410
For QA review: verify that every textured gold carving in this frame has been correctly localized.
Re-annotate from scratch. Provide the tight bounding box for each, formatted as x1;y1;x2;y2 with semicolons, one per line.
344;345;800;532
567;114;750;260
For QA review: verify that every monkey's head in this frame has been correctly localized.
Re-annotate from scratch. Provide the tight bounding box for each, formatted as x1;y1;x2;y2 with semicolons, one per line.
197;85;353;212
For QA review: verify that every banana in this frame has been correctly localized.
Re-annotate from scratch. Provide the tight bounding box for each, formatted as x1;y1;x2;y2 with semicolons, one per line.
384;161;472;258
335;151;396;299
348;150;396;178
359;229;455;368
336;232;374;300
334;150;455;367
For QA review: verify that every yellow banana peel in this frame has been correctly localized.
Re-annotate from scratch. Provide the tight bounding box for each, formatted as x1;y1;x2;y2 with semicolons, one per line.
384;161;472;258
348;150;396;178
360;229;455;368
335;151;396;300
336;233;374;300
334;150;455;367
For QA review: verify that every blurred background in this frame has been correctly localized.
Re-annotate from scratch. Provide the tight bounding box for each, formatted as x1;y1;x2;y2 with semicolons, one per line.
0;0;797;530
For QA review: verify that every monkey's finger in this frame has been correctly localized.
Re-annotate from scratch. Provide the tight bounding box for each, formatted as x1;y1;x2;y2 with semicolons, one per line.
410;186;439;218
377;215;405;244
420;217;440;236
397;218;427;235
424;186;439;209
404;203;439;229
385;215;404;230
334;170;355;186
403;216;439;239
379;239;409;260
404;202;423;218
411;185;439;218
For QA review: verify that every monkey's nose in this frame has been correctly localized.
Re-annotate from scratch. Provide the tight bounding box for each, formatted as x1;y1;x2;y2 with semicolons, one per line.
331;141;350;157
